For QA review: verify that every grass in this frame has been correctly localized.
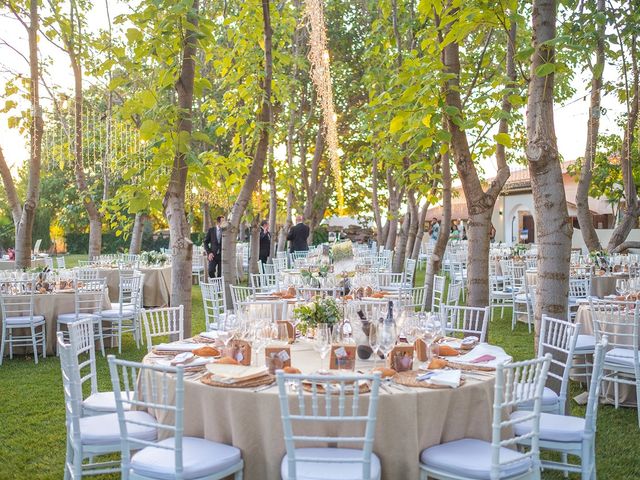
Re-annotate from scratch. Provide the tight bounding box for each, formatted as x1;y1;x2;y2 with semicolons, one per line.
1;264;639;478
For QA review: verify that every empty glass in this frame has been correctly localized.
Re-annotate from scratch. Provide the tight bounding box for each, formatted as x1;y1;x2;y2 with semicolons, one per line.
313;324;332;373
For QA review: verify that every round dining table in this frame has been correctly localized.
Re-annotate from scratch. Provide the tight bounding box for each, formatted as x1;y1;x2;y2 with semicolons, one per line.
144;340;503;480
95;265;172;307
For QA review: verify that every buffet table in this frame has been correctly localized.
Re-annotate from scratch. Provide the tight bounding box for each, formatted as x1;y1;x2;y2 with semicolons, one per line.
144;341;503;480
96;265;172;307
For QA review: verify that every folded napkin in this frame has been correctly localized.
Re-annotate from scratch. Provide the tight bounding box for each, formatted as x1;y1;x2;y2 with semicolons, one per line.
154;342;200;352
418;369;461;388
455;344;512;368
156;356;213;368
199;330;220;340
205;364;269;384
171;352;195;365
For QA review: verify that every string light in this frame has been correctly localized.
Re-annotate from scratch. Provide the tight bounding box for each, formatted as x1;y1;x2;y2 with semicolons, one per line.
304;0;344;214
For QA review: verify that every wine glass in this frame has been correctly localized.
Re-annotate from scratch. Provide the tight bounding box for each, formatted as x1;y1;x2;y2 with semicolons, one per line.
378;322;397;365
313;324;332;373
616;279;629;297
368;321;380;368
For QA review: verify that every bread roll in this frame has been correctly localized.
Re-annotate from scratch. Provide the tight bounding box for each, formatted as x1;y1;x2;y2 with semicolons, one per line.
283;366;301;374
193;346;220;357
372;366;396;378
428;358;447;369
215;356;239;365
437;345;460;357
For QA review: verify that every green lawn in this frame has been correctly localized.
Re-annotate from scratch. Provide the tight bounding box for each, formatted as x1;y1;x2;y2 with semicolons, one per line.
0;266;639;478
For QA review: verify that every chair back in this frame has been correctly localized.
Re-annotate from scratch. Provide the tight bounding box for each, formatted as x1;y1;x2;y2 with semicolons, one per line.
441;305;489;342
491;355;551;479
108;356;186;479
117;272;143;315
201;279;226;330
399;285;428;312
68;317;99;397
33;238;42;256
250;272;279;292
230;285;253;312
142;305;184;351
0;279;36;320
44;257;54;270
538;315;580;412
276;371;382;480
585;337;608;436
74;267;100;281
404;258;417;286
431;275;446;312
73;279;106;318
445;281;462;306
260;262;276;275
57;333;84;451
589;298;639;351
56;256;67;269
568;276;590;301
510;263;527;292
273;256;288;272
375;272;405;290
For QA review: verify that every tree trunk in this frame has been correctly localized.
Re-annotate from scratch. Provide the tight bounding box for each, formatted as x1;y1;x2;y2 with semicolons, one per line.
405;193;420;261
268;137;278;258
441;22;515;308
575;0;605;253
249;214;261;275
607;37;639;252
0;0;43;269
303;128;325;221
129;212;146;254
411;201;429;260
372;155;384;246
202;202;213;231
163;0;199;336
222;0;272;301
425;152;451;309
527;0;572;342
393;211;411;272
384;172;403;252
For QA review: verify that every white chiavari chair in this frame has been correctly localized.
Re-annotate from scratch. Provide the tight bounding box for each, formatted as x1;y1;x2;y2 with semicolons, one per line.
276;371;382;480
404;258;417;288
56;256;67;269
430;275;446;313
510;263;532;332
201;279;227;331
419;355;551;480
141;305;184;352
250;272;279;293
510;338;608;480
56;278;107;356
568;276;590;321
0;278;46;365
108;355;243;480
100;272;144;354
441;305;490;343
59;333;156;479
589;297;640;426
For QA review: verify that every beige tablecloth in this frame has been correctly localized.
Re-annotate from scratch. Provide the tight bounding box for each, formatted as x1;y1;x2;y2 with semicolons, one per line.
575;304;637;406
0;290;111;356
590;274;628;298
97;266;172;307
145;342;498;480
0;258;46;271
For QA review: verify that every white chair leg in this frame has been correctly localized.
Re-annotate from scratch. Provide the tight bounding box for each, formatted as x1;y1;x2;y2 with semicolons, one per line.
31;324;38;365
118;320;123;354
9;328;13;359
614;378;619;409
96;321;105;357
0;325;6;366
234;468;243;480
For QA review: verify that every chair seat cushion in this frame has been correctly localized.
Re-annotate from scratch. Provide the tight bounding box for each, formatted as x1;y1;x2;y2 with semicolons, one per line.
516;385;559;408
420;438;532;480
511;410;585;442
605;348;637;367
4;315;45;326
82;391;131;413
131;437;241;480
574;334;595;353
110;302;136;310
100;308;136;319
281;447;381;480
80;411;156;445
57;313;99;324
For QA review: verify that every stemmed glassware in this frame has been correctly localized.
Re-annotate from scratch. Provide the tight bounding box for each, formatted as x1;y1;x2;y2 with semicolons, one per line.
616;279;629;297
313;323;332;373
419;314;438;368
368;321;380;368
378;321;397;365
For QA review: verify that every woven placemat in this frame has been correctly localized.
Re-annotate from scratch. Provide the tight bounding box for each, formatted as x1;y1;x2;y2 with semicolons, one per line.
193;335;218;344
151;349;182;356
301;380;371;395
393;370;466;389
200;372;274;389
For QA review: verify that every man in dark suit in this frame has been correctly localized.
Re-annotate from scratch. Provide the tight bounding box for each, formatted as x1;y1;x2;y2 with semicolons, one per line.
259;220;271;265
287;215;310;253
204;216;224;278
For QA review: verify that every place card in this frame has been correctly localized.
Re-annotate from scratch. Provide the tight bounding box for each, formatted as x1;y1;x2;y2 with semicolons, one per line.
414;339;428;362
329;344;357;370
265;346;291;371
388;344;414;372
227;339;252;366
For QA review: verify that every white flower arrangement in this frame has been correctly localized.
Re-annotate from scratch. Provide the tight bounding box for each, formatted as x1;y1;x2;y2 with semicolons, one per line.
140;250;170;267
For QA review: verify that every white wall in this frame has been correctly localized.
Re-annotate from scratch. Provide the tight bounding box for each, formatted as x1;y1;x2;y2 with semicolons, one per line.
572;228;640;253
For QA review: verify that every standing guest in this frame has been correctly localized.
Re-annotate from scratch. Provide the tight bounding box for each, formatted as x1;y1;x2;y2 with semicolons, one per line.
430;217;440;241
259;220;271;265
287;215;310;253
204;216;224;278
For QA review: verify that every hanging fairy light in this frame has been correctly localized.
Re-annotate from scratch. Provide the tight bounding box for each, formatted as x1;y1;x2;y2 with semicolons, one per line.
304;0;344;214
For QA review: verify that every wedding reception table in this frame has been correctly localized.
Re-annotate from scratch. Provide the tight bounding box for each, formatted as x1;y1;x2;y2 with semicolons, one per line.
575;304;637;406
0;289;111;356
144;340;506;480
0;258;46;271
96;265;172;307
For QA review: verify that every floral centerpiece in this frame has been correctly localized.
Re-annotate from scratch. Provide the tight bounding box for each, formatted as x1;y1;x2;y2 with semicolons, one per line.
293;296;341;336
140;250;170;267
589;249;609;270
511;244;527;260
300;265;330;287
331;240;355;274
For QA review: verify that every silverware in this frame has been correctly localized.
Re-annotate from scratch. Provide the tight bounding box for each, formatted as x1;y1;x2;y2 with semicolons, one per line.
380;383;394;395
253;382;277;392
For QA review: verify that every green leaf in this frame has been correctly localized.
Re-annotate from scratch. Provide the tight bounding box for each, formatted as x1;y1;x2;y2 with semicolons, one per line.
421;114;432;128
535;63;556;77
389;114;406;134
494;132;512;147
126;28;143;44
139;119;160;141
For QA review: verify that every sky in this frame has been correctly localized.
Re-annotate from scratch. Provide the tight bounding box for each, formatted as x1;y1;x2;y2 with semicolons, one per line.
0;4;627;180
